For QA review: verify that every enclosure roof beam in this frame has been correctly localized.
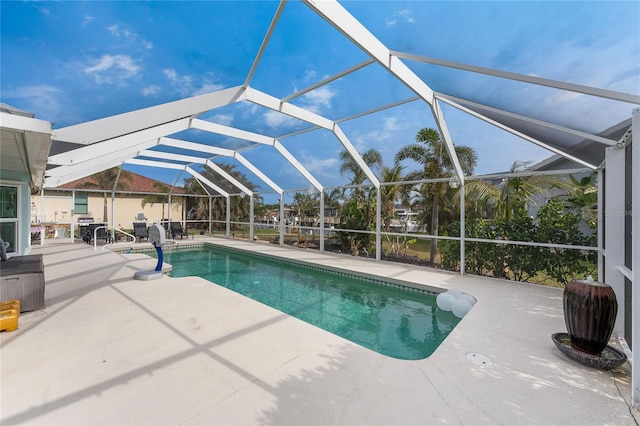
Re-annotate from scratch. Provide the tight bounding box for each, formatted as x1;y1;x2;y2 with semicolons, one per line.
435;93;618;146
437;95;598;169
333;124;380;188
159;137;236;156
246;87;377;190
191;118;274;145
392;50;640;105
191;115;322;192
138;149;207;165
48;119;189;166
205;160;253;196
234;153;283;195
303;0;465;182
282;58;375;103
125;158;187;170
185;166;230;198
51;86;247;145
158;138;283;194
137;150;252;195
44;157;129;188
242;0;287;89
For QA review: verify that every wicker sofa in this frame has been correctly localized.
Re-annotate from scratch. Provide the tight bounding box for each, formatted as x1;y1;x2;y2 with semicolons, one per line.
0;254;45;313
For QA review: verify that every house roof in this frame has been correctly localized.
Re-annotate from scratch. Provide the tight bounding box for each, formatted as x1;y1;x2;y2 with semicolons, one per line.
59;171;186;195
530;118;632;172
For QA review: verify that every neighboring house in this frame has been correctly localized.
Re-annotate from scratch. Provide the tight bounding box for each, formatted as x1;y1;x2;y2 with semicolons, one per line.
0;104;52;256
31;172;187;237
525;119;631;223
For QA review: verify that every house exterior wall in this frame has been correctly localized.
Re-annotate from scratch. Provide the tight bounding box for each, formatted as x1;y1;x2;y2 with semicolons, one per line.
31;191;185;230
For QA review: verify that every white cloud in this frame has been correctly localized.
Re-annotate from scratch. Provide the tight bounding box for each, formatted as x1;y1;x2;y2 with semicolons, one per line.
82;15;94;26
210;113;234;126
386;9;415;26
84;54;141;84
264;110;297;128
300;86;335;114
141;85;161;96
107;23;152;50
162;69;224;97
3;85;64;123
299;152;339;177
352;116;406;151
303;69;317;82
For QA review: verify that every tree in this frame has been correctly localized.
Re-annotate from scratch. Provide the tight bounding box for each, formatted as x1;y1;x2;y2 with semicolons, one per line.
395;128;477;264
77;167;132;223
563;173;598;229
493;160;568;219
291;188;319;241
336;148;383;253
141;182;174;220
182;163;261;229
380;163;409;231
339;148;382;185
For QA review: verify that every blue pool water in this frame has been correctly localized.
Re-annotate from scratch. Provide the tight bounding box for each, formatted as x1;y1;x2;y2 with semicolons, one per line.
155;245;461;360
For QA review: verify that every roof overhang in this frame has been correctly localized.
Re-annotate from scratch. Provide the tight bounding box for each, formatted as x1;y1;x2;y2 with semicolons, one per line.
1;110;52;192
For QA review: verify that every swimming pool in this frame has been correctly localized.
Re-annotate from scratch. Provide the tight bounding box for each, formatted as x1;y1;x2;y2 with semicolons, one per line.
154;245;461;360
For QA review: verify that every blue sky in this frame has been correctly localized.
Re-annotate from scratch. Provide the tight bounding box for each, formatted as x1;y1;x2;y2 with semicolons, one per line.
2;1;639;201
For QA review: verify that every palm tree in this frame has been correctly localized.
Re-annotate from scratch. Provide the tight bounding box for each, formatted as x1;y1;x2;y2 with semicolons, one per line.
380;163;409;231
141;182;176;221
563;173;597;228
495;160;568;219
339;148;383;185
337;148;383;252
182;163;261;227
77;167;132;223
323;188;343;219
395;128;477;264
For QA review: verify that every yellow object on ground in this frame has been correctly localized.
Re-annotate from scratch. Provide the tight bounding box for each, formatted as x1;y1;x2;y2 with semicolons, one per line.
0;299;20;332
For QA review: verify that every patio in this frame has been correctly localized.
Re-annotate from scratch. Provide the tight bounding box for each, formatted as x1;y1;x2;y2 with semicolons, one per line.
1;238;636;425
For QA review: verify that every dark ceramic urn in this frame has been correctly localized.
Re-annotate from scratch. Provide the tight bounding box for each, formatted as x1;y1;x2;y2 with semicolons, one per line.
563;278;618;355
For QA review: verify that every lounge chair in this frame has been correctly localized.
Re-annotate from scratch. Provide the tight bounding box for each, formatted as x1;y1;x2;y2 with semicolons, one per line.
133;222;149;242
170;222;189;240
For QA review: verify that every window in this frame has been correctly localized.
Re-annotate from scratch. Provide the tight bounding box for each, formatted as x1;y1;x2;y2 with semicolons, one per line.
0;185;18;253
75;193;88;214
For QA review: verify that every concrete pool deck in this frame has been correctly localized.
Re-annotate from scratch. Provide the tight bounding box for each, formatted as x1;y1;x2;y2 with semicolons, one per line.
1;237;637;425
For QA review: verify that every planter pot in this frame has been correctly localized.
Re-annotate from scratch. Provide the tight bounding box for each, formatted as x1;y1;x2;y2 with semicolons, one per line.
563;278;617;355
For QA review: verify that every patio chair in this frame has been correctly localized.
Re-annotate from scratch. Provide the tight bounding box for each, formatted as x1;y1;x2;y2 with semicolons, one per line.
170;222;189;240
83;224;112;244
133;222;149;242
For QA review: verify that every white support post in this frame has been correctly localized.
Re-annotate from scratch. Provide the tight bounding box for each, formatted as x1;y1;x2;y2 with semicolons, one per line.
320;191;325;252
226;196;231;238
111;191;116;241
631;107;639;408
460;183;465;275
208;196;212;235
71;190;76;244
249;194;255;242
597;168;604;282
376;188;381;261
279;196;285;246
603;146;626;336
39;190;45;246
